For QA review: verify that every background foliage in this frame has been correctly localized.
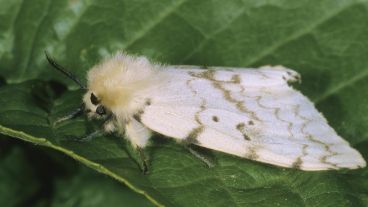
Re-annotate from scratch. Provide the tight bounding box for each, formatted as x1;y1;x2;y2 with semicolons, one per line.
1;0;368;206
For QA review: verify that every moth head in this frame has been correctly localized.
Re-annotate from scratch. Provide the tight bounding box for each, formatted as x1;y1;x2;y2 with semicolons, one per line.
45;51;110;120
83;91;110;119
45;51;154;120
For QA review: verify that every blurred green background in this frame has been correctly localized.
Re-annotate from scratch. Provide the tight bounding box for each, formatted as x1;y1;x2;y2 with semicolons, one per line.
0;137;154;207
1;0;368;206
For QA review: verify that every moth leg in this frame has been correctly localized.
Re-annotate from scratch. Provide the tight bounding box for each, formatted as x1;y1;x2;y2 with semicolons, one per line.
78;115;117;141
73;130;105;142
184;144;215;168
103;118;116;133
54;104;84;126
137;147;148;174
125;119;152;148
125;119;152;174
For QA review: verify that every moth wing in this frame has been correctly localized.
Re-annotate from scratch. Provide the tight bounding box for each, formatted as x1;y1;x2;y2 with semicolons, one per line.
139;65;366;170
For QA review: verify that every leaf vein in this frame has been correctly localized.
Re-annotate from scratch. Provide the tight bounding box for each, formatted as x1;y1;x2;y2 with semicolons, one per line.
123;0;188;50
314;67;368;103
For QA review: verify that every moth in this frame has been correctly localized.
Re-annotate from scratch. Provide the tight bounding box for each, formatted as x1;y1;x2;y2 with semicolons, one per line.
46;52;366;172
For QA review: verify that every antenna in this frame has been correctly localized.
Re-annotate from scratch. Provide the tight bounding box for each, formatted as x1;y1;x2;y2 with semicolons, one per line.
45;51;86;89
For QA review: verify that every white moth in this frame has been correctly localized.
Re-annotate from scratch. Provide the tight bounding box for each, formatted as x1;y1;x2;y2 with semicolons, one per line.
47;52;366;171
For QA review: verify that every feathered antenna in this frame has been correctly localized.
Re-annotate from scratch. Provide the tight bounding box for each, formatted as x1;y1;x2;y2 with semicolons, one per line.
45;51;87;89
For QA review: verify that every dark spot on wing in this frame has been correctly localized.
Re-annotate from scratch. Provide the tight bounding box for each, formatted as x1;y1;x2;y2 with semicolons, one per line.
145;98;151;106
231;74;241;84
186;126;204;144
248;120;254;125
133;109;145;122
236;123;251;140
291;158;303;169
236;123;245;130
212;116;219;122
245;147;259;160
242;134;251;141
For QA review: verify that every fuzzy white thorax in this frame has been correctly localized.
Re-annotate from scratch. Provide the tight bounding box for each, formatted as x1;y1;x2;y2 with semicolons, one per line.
83;52;164;121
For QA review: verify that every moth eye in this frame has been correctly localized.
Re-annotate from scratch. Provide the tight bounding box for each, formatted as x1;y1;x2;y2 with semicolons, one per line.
96;105;106;115
90;93;99;105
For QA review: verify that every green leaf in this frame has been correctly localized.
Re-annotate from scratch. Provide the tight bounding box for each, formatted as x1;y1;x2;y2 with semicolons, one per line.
1;0;368;206
0;145;40;207
51;166;155;207
0;136;156;207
